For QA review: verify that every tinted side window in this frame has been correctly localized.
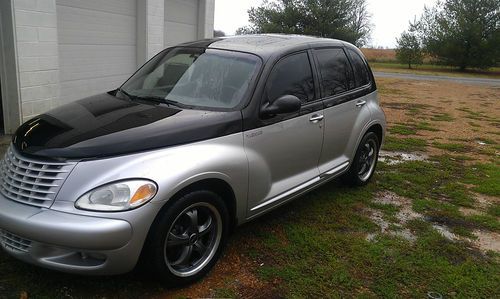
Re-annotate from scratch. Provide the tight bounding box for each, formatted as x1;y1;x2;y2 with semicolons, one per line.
315;48;354;97
266;52;315;104
348;49;370;87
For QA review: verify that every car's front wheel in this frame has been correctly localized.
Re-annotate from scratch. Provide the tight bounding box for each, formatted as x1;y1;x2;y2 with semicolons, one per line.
144;190;229;286
342;131;379;186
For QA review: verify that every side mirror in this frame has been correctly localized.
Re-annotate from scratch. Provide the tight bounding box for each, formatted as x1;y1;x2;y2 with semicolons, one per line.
261;95;301;117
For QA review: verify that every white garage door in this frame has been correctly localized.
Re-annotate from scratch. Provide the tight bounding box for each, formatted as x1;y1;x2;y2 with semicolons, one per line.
165;0;199;47
57;0;137;103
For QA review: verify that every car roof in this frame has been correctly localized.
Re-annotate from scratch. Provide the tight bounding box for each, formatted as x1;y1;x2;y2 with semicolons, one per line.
178;34;355;59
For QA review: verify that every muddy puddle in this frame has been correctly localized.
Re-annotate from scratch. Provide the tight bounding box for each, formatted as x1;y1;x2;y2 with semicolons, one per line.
366;191;500;253
379;150;429;165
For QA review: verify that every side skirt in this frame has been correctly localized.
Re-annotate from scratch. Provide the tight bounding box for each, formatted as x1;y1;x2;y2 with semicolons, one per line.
244;161;350;222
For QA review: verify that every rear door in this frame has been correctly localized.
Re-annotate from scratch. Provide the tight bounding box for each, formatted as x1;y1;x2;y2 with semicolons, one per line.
313;47;372;175
245;52;324;215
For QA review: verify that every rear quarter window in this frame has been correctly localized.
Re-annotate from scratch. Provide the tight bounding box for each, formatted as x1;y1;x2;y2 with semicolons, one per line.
347;49;371;88
314;48;355;97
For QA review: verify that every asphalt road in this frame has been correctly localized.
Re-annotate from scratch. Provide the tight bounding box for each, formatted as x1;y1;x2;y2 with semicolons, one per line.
373;71;500;86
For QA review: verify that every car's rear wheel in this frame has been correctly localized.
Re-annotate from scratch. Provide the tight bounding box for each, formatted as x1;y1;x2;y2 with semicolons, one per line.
144;190;229;286
342;132;379;186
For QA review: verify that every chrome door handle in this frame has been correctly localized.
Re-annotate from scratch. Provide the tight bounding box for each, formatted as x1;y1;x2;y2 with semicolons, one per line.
309;114;324;123
356;100;367;107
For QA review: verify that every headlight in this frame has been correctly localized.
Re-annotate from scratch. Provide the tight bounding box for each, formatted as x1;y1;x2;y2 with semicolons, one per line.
75;180;157;211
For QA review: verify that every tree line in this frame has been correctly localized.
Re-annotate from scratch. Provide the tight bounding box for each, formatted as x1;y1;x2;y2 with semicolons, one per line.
234;0;499;71
396;0;499;70
236;0;372;47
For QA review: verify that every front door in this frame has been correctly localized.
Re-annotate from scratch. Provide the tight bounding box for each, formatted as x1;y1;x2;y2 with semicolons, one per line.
245;52;324;216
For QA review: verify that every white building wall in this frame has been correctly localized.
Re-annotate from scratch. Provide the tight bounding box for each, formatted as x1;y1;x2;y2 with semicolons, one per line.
147;0;165;59
4;0;215;126
137;0;164;66
13;0;60;121
0;0;23;133
198;0;215;40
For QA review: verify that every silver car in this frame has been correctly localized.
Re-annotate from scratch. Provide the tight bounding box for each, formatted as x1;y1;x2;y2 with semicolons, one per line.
0;35;385;286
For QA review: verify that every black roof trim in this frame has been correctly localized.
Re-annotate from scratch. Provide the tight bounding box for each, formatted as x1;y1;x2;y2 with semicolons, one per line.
177;38;224;48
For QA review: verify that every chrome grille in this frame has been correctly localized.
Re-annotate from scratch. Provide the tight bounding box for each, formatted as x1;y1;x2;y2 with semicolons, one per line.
0;230;32;253
0;146;76;208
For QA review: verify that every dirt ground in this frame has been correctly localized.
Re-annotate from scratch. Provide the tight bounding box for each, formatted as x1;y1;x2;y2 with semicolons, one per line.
377;77;500;251
163;238;278;299
378;78;500;161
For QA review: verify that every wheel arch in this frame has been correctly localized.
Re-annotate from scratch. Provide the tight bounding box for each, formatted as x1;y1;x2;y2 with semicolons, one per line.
348;121;385;163
366;123;384;147
139;176;239;268
170;178;238;230
154;175;239;231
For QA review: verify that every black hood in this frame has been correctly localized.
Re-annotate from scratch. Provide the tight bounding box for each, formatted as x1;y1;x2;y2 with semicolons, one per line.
13;93;242;160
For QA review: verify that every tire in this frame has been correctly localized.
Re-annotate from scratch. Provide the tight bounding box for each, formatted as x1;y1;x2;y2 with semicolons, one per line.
143;190;229;287
342;132;379;186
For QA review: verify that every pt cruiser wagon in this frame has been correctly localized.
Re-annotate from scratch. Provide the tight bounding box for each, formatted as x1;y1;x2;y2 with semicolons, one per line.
0;35;385;285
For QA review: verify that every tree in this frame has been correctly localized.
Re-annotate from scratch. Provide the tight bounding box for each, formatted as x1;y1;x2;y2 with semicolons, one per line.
418;0;500;70
396;23;424;69
348;1;372;47
236;0;372;47
213;30;226;37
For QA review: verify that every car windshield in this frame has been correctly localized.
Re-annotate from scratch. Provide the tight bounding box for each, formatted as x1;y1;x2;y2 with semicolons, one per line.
120;47;261;110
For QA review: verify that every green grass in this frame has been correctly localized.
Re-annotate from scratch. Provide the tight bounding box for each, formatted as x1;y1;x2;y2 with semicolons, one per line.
245;153;499;298
487;205;500;217
378;155;499;231
431;113;455;122
383;136;427;151
415;121;440;132
382;102;433;112
464;163;500;196
389;124;417;135
456;107;491;121
249;182;498;297
432;142;470;153
213;288;237;298
466;214;500;231
388;122;439;136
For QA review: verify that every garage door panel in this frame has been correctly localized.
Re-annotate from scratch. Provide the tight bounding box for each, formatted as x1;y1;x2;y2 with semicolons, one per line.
60;74;130;103
57;6;135;45
56;0;136;16
164;21;197;46
58;28;135;46
58;45;136;81
57;0;137;104
164;0;198;47
165;0;197;24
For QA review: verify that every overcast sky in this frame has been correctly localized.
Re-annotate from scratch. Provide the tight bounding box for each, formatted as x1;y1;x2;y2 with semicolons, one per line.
214;0;439;48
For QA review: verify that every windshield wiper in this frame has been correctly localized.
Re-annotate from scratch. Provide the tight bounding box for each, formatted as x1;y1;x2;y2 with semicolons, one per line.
118;89;180;107
138;96;181;107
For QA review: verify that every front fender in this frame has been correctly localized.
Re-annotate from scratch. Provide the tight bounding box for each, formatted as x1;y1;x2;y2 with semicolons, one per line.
54;132;248;222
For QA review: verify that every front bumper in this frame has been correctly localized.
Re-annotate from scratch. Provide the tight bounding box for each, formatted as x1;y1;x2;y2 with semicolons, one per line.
0;195;151;275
